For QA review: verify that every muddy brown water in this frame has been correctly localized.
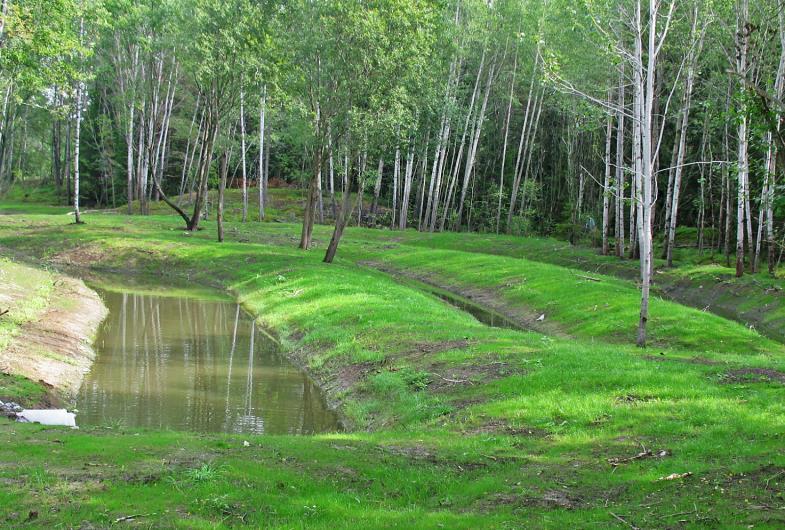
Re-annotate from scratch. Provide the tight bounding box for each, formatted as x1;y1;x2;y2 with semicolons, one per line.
76;287;340;435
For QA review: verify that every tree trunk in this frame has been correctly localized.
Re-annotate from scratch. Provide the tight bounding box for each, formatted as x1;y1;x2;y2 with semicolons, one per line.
764;7;785;275
240;88;248;222
300;141;323;249
399;137;415;230
601;94;613;255
391;141;400;228
496;50;518;234
217;151;228;242
665;13;702;267
634;0;669;348
416;135;429;230
616;65;626;258
73;19;85;224
264;120;270;209
507;56;539;233
324;155;358;263
329;129;337;219
661;112;681;239
442;54;485;231
258;86;267;221
317;158;324;224
187;103;219;231
370;155;383;221
126;97;136;213
735;0;750;277
179;95;200;201
455;61;495;230
423;112;446;230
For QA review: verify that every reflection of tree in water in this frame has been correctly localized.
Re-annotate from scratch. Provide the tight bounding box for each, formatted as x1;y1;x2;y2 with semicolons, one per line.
77;289;339;434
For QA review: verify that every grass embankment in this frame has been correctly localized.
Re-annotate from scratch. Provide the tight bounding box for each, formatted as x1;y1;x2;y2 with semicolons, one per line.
0;259;59;406
344;227;785;341
0;209;784;527
0;182;71;215
0;258;107;402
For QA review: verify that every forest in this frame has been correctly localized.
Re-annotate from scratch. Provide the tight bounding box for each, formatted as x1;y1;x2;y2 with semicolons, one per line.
3;0;785;338
1;0;785;528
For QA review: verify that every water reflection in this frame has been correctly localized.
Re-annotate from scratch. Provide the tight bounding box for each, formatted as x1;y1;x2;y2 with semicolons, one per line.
77;289;339;434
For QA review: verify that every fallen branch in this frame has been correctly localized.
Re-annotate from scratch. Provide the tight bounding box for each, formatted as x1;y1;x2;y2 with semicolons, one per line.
765;470;785;489
663;509;697;518
576;274;602;282
113;513;154;524
431;373;473;385
608;448;669;467
0;309;8;317
609;511;639;530
659;472;692;481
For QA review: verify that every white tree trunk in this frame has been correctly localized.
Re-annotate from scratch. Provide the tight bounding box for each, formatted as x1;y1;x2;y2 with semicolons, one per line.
240;87;248;221
506;53;540;232
399;137;415;230
73;18;85;224
735;0;750;277
441;53;484;231
179;94;200;200
665;10;702;266
615;66;626;258
258;86;266;221
391;141;400;228
601;93;613;255
455;61;495;229
497;52;517;234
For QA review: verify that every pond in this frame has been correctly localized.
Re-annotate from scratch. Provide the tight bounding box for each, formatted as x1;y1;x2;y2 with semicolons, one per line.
76;285;340;435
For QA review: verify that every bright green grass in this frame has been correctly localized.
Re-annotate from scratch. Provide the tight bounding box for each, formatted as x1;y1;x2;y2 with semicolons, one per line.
0;373;47;406
354;245;779;354
0;181;71;214
0;210;783;527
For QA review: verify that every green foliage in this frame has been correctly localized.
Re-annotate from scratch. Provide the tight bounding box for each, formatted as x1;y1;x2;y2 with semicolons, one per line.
0;0;81;91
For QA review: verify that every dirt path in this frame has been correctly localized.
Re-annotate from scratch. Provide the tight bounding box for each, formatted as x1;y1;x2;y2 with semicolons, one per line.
0;261;107;401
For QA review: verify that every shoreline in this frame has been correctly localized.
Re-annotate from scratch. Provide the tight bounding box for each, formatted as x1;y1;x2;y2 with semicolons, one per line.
2;251;349;428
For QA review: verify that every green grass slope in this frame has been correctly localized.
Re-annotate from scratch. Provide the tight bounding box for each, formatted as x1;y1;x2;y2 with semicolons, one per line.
0;202;783;527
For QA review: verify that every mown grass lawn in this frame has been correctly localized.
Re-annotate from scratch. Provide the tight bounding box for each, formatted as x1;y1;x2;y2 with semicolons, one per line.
0;206;784;528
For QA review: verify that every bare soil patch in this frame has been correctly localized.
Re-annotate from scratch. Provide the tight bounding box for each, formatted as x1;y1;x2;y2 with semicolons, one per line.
335;361;380;392
426;360;520;392
50;244;109;268
0;274;107;399
463;419;549;437
401;339;472;359
478;489;581;512
614;394;657;405
643;354;723;366
378;443;437;462
720;368;785;385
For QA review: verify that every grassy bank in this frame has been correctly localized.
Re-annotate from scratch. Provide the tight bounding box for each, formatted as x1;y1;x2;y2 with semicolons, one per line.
0;257;107;403
336;226;785;341
0;260;59;406
0;208;784;528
